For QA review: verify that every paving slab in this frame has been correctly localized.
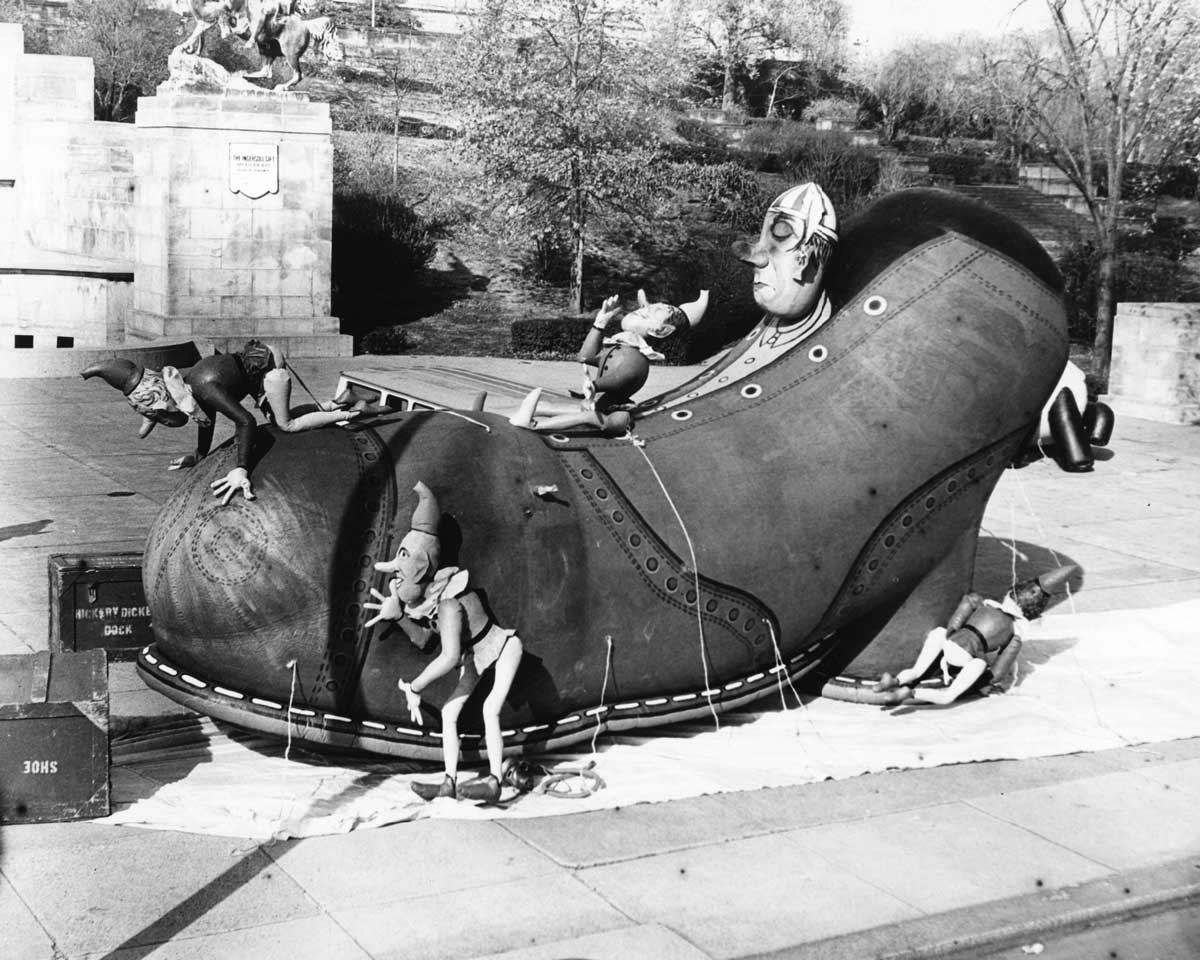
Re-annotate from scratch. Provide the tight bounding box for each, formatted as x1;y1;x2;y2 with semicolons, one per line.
791;801;1114;914
968;770;1200;871
1136;758;1200;798
500;792;775;868
328;874;629;960
1;831;318;957
0;874;57;960
269;819;560;909
723;751;1125;835
578;830;922;958
475;922;715;960
89;914;373;960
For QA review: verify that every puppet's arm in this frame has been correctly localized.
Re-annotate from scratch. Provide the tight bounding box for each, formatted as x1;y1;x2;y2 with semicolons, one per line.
946;593;983;632
191;382;259;503
984;637;1023;693
576;295;621;365
397;598;465;723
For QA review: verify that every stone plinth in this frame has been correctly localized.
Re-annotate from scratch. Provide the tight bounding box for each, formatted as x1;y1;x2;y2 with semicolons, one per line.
132;86;350;358
1105;302;1200;424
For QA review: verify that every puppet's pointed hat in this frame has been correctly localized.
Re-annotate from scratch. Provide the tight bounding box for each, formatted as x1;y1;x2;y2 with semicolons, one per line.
679;289;709;327
1037;564;1077;594
410;481;440;535
81;358;142;396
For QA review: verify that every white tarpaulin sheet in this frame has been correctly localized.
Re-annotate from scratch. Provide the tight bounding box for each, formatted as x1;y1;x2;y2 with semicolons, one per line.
100;599;1200;840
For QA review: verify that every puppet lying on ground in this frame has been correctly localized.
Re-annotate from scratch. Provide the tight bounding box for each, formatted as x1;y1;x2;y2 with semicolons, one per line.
364;482;524;804
510;289;708;435
82;340;353;504
875;565;1078;705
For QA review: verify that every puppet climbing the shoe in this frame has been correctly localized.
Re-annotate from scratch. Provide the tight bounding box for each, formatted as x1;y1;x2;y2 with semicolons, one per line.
364;481;524;804
875;565;1078;705
510;288;709;435
82;340;353;504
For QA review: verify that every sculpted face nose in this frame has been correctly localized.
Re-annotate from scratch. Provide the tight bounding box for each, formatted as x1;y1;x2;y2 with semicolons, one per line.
732;239;768;269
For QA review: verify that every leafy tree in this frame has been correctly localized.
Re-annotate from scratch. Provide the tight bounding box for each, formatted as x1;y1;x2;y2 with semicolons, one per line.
443;0;679;314
0;0;55;53
667;0;848;112
58;0;178;122
985;0;1200;390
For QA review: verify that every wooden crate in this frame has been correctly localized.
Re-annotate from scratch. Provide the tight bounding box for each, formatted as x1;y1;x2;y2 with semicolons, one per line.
0;650;110;823
49;552;150;661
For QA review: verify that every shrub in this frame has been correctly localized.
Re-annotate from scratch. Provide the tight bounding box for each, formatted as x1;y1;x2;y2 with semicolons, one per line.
801;97;861;124
332;189;439;335
358;324;413;355
1057;222;1200;342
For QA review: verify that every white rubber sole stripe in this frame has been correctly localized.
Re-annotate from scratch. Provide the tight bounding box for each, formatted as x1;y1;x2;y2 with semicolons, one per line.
140;639;827;742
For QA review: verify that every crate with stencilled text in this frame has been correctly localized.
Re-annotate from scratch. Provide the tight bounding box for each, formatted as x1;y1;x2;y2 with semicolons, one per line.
0;650;110;823
49;552;151;661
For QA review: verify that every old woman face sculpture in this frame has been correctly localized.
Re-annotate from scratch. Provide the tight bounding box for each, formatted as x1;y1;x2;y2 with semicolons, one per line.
735;182;838;319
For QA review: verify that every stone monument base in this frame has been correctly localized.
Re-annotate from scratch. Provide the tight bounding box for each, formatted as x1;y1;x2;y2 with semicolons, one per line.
132;61;350;358
1104;303;1200;425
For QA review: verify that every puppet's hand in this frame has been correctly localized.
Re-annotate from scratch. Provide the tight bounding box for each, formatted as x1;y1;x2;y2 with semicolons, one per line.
211;467;255;505
397;679;422;724
168;454;198;471
593;294;621;330
364;587;404;627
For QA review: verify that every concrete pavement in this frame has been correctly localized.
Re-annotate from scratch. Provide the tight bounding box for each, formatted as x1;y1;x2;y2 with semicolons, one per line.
1;355;1199;960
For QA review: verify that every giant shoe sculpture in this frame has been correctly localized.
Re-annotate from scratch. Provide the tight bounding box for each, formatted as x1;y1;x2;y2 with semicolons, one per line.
138;187;1069;759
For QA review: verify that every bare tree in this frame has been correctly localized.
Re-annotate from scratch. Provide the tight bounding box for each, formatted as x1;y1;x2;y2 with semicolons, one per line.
669;0;847;113
988;0;1200;390
59;0;177;122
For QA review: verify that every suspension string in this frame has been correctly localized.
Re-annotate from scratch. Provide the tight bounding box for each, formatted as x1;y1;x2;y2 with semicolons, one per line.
766;620;804;711
438;410;492;432
590;634;613;755
1009;463;1140;750
625;432;721;730
284;659;298;762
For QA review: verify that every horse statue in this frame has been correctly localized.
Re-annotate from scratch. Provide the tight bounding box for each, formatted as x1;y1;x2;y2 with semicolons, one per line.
241;13;343;91
175;0;247;55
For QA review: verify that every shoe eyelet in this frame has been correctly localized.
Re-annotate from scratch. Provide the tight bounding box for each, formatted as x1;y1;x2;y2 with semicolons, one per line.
549;434;570;443
864;295;887;316
740;384;762;399
808;344;828;362
671;409;692;421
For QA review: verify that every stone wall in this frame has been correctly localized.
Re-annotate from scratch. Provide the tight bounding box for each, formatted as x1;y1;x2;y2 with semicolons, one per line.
1106;302;1200;424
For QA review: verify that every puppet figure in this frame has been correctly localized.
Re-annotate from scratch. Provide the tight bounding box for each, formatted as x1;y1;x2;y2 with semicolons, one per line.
81;358;195;439
83;340;352;504
364;482;524;804
875;565;1078;705
510;289;709;435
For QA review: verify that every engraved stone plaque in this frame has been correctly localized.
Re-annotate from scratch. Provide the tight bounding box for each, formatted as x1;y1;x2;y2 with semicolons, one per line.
229;142;279;199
